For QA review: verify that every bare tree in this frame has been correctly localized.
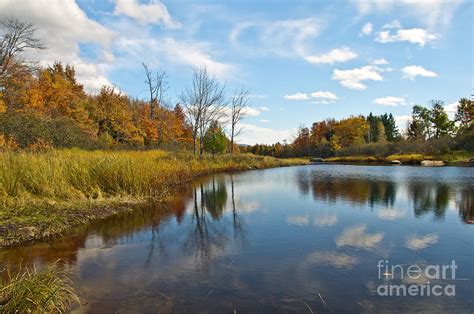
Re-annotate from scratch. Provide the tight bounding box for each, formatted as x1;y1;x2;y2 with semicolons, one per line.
229;88;249;154
0;18;45;81
181;67;226;158
142;62;167;119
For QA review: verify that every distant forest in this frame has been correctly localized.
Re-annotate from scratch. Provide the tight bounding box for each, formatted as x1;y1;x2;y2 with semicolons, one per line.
244;98;473;158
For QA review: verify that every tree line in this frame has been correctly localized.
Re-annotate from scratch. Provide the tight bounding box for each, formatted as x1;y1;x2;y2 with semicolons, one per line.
245;100;473;158
0;18;249;158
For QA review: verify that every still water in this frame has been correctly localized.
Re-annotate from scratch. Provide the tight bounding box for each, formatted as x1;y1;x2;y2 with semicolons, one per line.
1;165;473;313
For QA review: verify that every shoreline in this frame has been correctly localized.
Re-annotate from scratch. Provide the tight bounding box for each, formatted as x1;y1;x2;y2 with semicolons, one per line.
0;152;308;248
311;153;472;166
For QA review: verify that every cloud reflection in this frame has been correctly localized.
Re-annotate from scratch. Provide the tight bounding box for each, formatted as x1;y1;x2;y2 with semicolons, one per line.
405;233;438;250
336;225;384;249
313;214;338;227
306;251;358;268
377;208;406;220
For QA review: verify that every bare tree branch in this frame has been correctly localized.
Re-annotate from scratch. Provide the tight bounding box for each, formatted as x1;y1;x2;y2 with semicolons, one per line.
229;88;249;154
0;17;46;81
143;62;169;116
180;66;226;157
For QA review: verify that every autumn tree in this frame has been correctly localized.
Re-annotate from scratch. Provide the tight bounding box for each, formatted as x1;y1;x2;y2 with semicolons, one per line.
28;63;94;132
332;116;368;147
293;125;311;155
92;86;141;144
375;120;387;143
173;103;193;143
229;88;249;154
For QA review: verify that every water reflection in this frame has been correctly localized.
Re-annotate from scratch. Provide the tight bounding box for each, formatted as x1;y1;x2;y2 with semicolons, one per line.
0;165;472;312
295;166;473;223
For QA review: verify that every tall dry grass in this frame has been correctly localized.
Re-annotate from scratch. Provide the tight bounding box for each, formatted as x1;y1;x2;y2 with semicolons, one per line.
0;260;79;313
0;149;305;200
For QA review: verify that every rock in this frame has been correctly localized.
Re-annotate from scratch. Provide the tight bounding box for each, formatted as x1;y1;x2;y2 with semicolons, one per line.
421;160;444;167
390;160;401;165
17;226;39;239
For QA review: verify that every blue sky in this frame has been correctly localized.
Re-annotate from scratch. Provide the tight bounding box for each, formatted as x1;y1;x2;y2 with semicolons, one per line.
0;0;472;144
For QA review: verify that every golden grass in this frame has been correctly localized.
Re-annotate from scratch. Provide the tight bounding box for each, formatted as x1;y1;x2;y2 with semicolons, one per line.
0;260;79;313
0;149;307;246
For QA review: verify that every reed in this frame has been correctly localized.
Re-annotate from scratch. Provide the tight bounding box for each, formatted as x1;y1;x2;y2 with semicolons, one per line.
0;260;79;313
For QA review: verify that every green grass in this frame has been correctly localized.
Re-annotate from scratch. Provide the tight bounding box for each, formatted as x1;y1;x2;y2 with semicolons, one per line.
0;260;79;313
0;149;307;246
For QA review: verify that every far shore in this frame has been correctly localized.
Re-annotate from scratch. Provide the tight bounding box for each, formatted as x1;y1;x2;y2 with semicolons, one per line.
309;152;472;166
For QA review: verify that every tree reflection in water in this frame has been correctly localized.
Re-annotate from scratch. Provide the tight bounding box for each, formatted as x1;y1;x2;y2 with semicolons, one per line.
295;168;472;222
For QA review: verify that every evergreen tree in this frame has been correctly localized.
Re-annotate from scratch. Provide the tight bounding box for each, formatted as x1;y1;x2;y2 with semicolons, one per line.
381;113;399;141
204;120;227;157
430;100;454;138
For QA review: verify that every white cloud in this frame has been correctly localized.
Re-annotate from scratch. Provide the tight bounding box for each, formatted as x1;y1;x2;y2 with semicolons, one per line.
372;58;389;65
373;96;406;106
259;106;270;112
310;91;338;100
237;123;294;145
332;65;384;90
242;107;261;117
117;36;236;79
351;0;464;29
376;28;439;47
284;92;310;100
402;65;437;80
361;22;373;36
230;17;322;59
394;115;412;130
305;47;357;65
114;0;181;28
0;0;115;93
382;20;402;30
444;101;459;120
406;233;439;250
285;91;338;102
259;119;270;123
336;225;384;249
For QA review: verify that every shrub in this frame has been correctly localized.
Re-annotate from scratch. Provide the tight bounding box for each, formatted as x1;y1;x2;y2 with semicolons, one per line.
0;111;100;149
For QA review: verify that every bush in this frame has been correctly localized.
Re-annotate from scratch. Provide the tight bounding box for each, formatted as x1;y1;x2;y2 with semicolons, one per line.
0;111;100;149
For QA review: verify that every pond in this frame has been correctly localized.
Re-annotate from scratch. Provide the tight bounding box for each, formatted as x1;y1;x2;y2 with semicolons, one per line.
1;165;473;313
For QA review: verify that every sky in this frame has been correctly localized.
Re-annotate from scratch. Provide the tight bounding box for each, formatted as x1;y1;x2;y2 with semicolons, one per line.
0;0;472;144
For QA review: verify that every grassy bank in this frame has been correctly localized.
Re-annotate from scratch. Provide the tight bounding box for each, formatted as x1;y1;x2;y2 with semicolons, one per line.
0;149;307;246
322;151;472;164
